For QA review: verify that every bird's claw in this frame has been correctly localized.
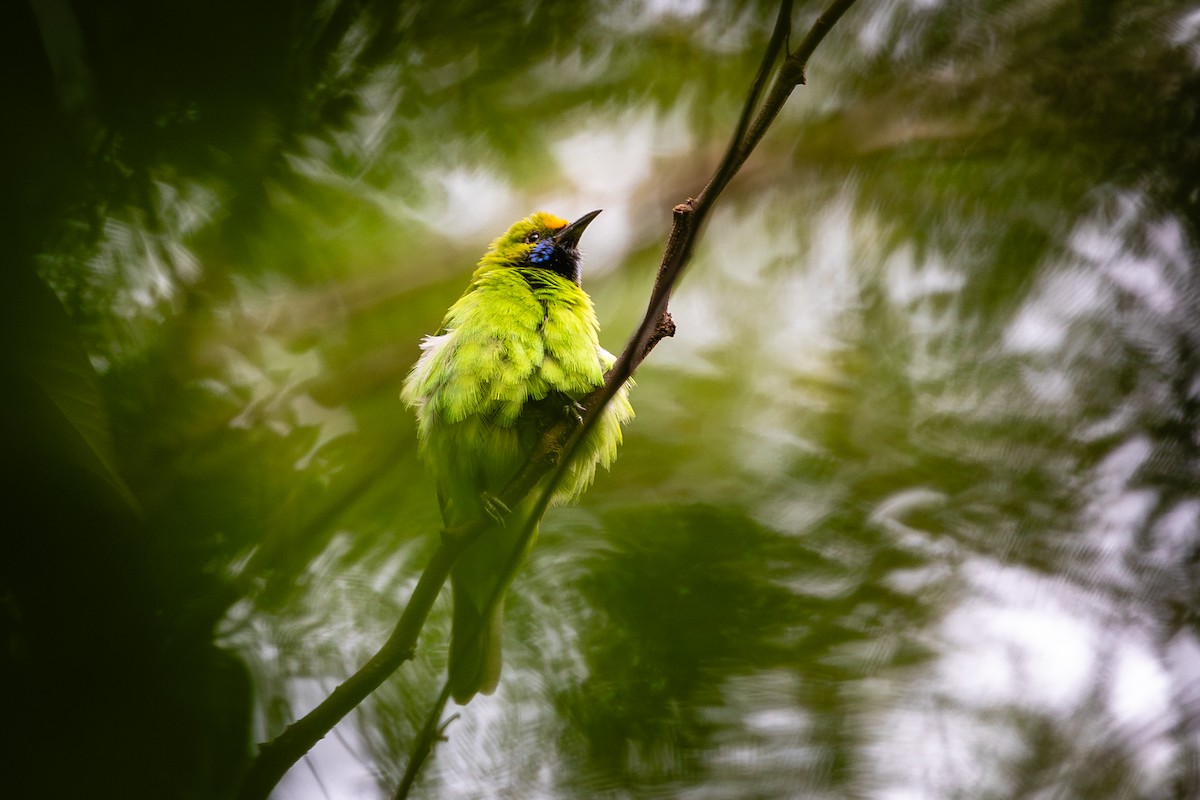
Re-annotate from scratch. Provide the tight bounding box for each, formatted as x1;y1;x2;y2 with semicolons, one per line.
480;492;510;524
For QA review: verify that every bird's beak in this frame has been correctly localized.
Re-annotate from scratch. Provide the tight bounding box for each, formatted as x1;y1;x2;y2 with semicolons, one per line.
554;209;602;249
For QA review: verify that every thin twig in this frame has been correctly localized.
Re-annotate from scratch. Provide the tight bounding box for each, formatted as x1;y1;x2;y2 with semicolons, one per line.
235;1;859;797
392;680;455;800
721;0;860;183
695;0;795;217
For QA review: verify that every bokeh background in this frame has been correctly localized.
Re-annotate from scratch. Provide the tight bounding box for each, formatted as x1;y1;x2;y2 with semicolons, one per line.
4;0;1200;798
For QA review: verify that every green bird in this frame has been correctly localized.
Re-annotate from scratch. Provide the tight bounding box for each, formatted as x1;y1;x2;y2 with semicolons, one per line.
402;210;634;704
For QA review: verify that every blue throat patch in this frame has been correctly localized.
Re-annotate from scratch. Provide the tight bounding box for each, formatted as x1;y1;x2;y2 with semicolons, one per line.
525;237;582;283
529;239;555;264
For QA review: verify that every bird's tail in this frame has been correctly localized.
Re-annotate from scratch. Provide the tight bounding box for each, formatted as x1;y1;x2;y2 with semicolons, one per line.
448;517;539;704
448;572;505;704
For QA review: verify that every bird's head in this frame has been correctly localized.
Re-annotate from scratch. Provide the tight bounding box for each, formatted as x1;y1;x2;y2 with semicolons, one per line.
483;210;602;285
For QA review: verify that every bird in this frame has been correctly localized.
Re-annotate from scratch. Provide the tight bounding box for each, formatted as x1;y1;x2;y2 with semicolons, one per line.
401;210;634;704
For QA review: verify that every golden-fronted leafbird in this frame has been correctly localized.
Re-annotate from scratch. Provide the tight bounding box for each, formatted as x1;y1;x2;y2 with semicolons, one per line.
402;210;634;704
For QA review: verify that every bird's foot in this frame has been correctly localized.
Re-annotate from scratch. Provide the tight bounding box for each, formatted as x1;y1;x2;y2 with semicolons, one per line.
530;393;585;431
480;492;510;524
565;401;585;427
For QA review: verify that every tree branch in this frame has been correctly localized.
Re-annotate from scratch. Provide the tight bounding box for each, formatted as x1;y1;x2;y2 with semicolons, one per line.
234;1;859;797
235;542;458;800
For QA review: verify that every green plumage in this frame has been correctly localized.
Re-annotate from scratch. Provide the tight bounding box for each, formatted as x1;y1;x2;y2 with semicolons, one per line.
402;211;633;704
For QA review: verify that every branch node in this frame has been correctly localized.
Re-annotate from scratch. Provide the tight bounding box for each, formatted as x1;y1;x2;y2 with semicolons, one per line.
436;712;461;742
639;312;676;363
658;312;677;341
782;58;807;86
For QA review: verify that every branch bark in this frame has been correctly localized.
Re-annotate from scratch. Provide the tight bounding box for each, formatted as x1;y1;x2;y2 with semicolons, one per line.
235;1;859;797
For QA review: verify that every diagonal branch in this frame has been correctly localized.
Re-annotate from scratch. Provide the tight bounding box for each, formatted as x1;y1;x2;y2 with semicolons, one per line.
235;2;859;798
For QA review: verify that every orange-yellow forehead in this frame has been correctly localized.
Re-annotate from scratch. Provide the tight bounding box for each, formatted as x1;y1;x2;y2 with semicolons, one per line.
533;212;569;230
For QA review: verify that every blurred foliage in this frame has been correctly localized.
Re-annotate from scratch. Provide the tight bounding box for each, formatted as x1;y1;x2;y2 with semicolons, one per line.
3;0;1200;798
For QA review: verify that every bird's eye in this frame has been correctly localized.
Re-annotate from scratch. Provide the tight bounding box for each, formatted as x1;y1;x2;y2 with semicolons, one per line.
525;231;541;244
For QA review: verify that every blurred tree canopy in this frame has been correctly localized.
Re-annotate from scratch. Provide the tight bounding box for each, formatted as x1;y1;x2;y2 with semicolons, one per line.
3;1;1200;798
